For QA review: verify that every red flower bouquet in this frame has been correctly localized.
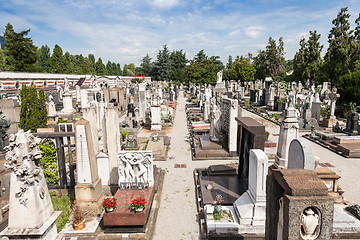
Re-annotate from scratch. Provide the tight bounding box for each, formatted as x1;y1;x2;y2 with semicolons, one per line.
103;197;117;212
131;197;147;212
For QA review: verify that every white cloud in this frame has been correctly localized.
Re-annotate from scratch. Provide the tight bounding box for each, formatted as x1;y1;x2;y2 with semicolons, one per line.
244;26;265;39
148;0;180;8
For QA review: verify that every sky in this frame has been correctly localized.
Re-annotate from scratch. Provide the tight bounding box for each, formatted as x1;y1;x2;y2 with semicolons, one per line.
1;0;360;67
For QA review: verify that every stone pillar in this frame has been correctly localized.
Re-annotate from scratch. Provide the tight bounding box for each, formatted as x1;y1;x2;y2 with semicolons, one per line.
76;85;81;102
139;83;146;122
274;104;299;169
80;89;89;109
234;149;268;232
75;119;104;216
265;168;334;240
105;106;121;185
1;130;61;240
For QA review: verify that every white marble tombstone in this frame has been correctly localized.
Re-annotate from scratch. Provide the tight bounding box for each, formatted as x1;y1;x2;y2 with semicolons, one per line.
233;149;268;232
1;130;61;240
118;151;154;187
47;94;57;119
274;101;299;169
288;138;317;170
75;118;104;216
139;83;146;122
80;89;89;109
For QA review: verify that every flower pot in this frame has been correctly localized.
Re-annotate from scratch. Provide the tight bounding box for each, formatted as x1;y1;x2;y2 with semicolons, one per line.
136;207;145;212
73;218;86;230
214;205;221;212
106;207;114;213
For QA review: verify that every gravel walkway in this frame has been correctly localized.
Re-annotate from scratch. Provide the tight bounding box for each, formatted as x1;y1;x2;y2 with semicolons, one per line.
152;92;235;240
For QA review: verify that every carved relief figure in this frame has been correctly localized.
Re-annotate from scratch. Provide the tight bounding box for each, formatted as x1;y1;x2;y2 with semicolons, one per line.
117;151;154;187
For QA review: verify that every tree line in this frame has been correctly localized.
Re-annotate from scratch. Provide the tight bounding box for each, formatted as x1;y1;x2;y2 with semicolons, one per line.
2;7;360;106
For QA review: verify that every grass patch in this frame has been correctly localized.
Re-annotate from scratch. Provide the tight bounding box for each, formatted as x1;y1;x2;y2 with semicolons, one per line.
50;191;75;233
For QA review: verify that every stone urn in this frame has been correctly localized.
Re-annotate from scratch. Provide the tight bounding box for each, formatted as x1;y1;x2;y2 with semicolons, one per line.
301;208;320;239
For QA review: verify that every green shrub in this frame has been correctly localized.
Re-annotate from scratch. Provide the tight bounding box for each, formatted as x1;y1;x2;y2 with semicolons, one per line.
39;139;59;186
57;118;67;123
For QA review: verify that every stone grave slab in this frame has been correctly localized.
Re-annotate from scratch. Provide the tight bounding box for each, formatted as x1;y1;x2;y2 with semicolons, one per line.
333;135;360;145
103;187;154;227
316;131;347;141
199;135;222;150
199;175;245;205
207;164;237;176
333;205;360;233
336;142;360;158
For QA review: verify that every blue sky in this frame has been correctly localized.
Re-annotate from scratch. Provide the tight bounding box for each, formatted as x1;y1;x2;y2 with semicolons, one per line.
1;0;360;67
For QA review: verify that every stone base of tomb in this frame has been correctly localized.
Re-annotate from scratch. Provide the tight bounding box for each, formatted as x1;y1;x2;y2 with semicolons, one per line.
336;143;360;158
193;136;238;161
0;211;61;240
75;178;104;217
102;167;163;233
322;117;338;128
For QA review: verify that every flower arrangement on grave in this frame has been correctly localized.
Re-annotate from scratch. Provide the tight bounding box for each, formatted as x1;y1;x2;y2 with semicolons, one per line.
205;183;213;191
103;197;117;213
213;194;224;212
72;202;86;230
131;197;147;212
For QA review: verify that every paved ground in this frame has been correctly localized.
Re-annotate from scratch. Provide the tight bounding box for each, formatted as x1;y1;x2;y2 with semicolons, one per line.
152;92;235;240
150;92;360;240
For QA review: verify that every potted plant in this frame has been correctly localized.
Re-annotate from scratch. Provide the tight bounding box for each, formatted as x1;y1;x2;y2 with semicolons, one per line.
103;197;117;213
131;197;147;212
72;203;86;230
213;194;224;213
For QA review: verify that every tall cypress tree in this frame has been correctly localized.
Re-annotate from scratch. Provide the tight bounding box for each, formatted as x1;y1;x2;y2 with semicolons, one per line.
324;7;353;85
95;58;107;75
50;44;66;73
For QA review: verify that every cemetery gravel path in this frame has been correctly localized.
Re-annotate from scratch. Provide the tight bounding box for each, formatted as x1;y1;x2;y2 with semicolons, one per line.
152;92;236;240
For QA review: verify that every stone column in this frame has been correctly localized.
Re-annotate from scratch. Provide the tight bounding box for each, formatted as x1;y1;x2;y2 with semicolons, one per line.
139;83;146;122
274;103;299;169
75;119;104;216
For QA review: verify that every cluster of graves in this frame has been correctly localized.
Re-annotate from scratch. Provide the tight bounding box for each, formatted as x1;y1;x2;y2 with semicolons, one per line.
1;69;360;239
0;74;178;239
185;72;360;239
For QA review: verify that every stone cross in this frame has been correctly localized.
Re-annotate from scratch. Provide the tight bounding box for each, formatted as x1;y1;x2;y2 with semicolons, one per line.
329;87;340;117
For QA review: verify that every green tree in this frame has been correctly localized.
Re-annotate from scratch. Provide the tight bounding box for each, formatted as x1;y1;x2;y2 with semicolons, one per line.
223;55;234;81
209;55;224;72
139;53;153;76
95;58;107;75
88;53;96;73
0;49;4;71
185;50;216;85
154;44;172;81
38;88;47;128
170;50;188;83
4;23;38;72
337;69;360;107
50;44;66;73
116;63;122;75
123;63;136;76
232;60;256;82
293;30;323;83
19;83;44;132
36;45;51;72
253;37;286;81
323;7;353;85
106;61;113;75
